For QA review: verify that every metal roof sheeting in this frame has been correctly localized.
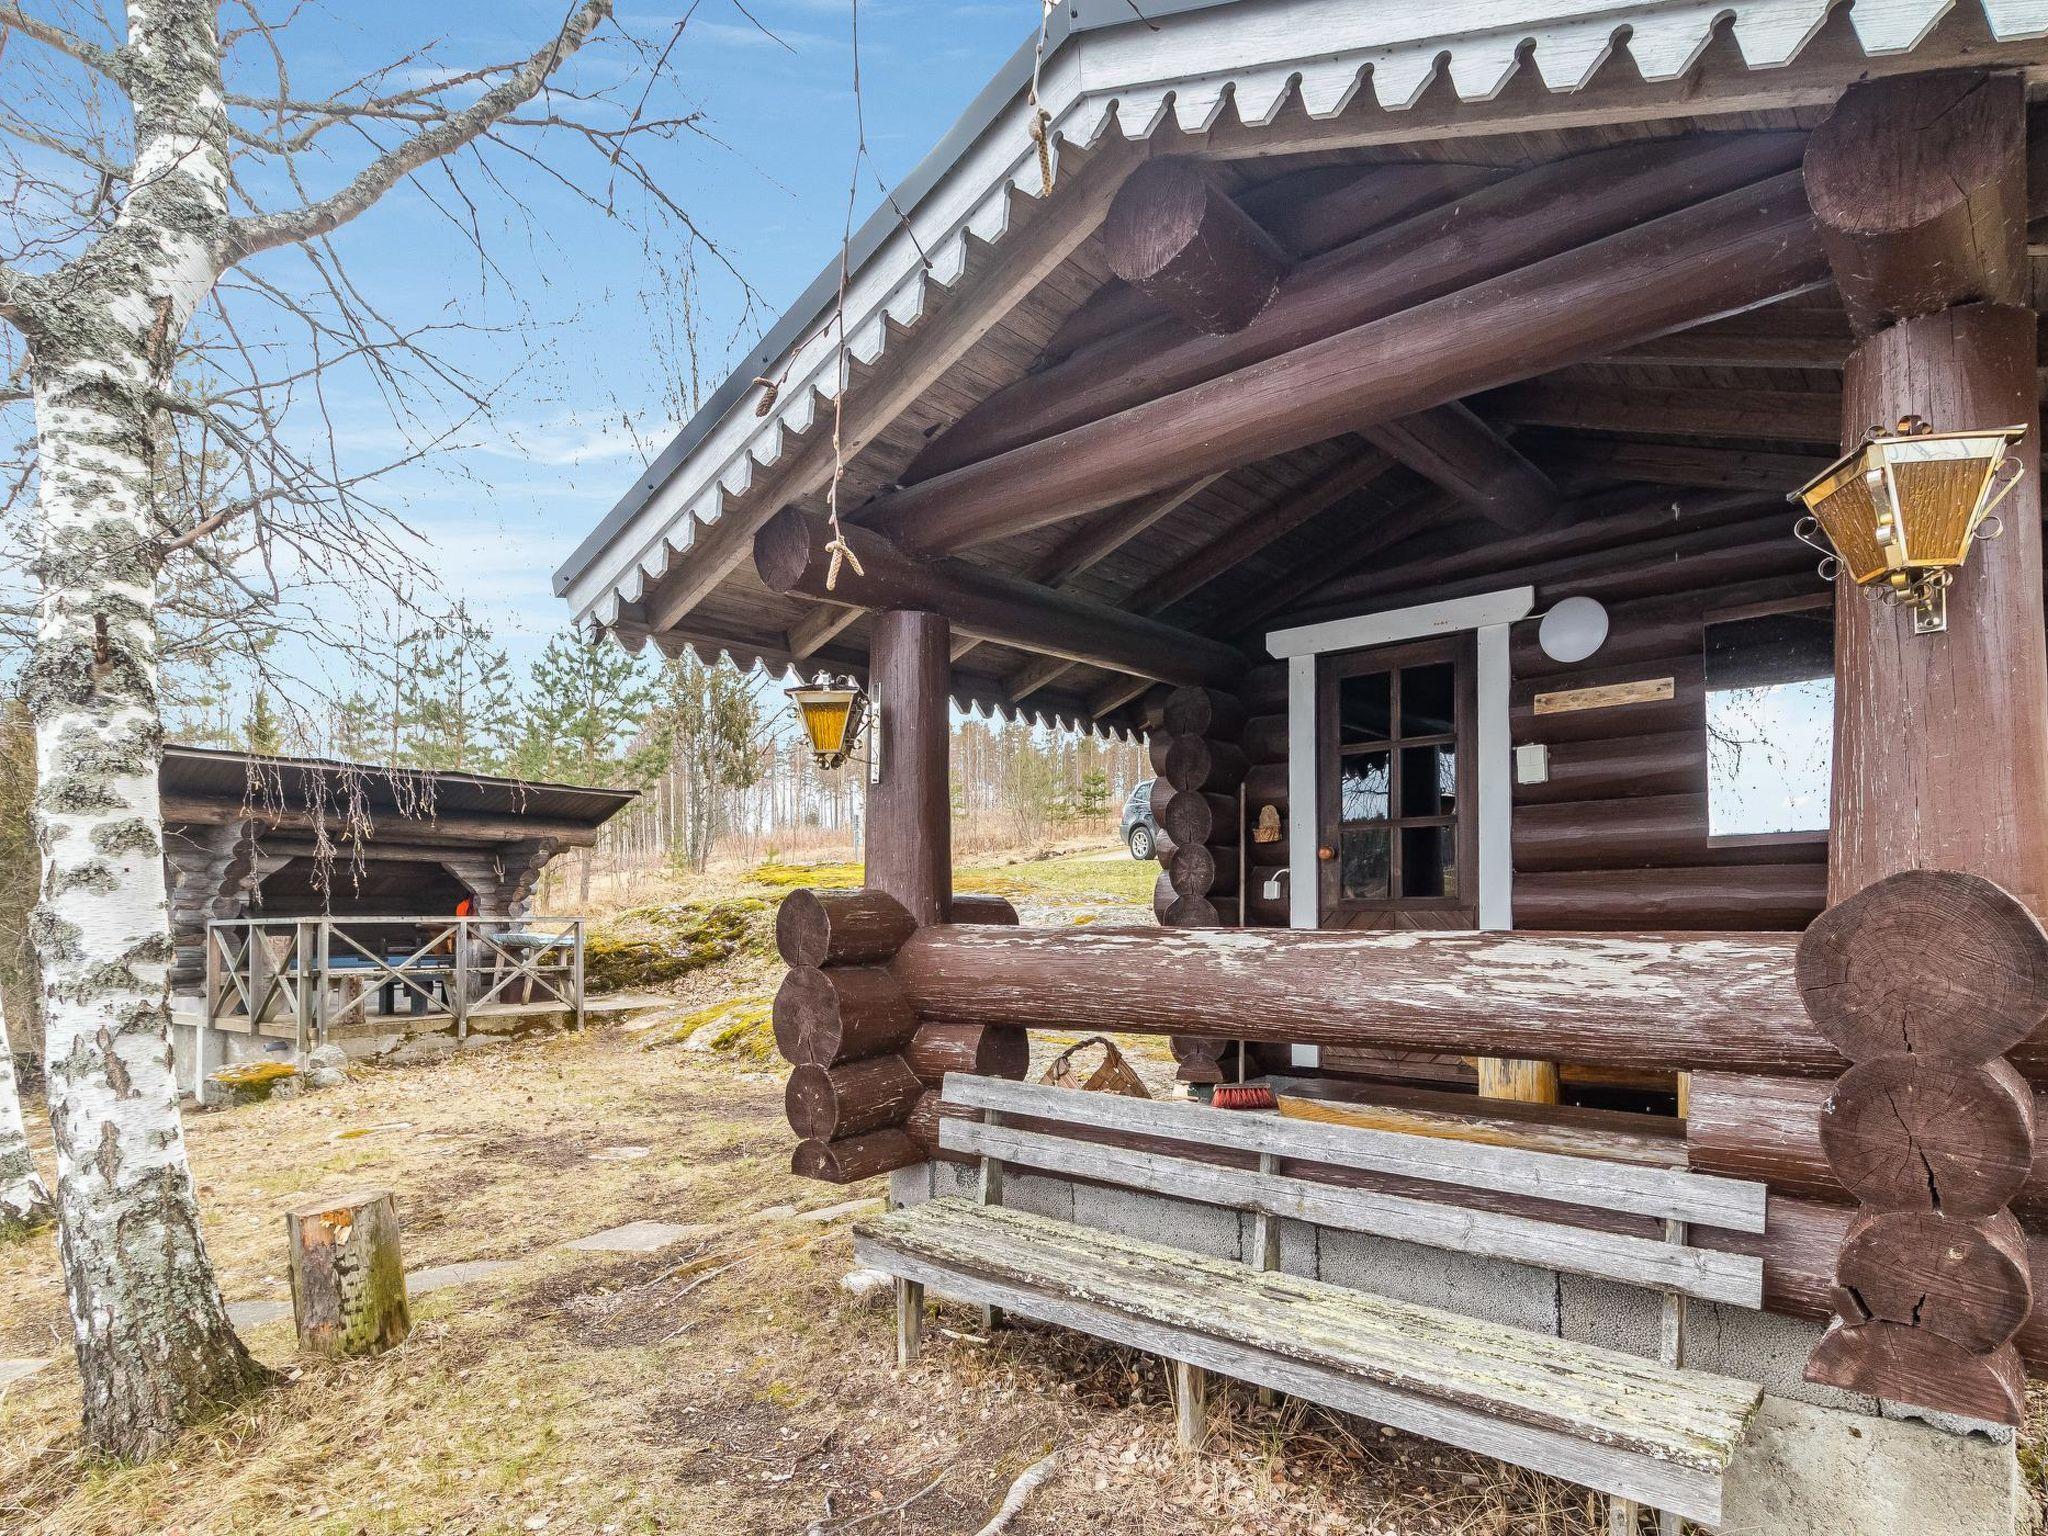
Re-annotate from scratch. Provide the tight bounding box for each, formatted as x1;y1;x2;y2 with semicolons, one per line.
555;0;2048;644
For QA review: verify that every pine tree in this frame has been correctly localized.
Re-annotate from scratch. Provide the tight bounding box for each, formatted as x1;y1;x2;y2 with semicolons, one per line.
651;655;765;871
400;605;516;772
241;692;285;756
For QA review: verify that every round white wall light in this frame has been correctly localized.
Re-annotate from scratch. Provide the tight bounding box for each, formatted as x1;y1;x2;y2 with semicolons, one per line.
1538;596;1609;664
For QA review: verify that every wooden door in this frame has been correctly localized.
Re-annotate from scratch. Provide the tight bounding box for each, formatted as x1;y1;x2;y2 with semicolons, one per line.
1314;635;1479;1083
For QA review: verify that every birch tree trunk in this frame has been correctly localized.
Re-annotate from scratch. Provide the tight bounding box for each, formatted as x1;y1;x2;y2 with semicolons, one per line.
2;0;618;1457
13;0;264;1457
0;987;54;1239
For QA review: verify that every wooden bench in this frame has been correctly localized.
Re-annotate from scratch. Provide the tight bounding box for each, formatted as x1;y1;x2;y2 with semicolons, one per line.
853;1074;1772;1532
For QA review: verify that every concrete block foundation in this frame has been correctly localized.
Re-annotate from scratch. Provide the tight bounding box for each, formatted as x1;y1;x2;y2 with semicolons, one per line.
888;1163;2031;1535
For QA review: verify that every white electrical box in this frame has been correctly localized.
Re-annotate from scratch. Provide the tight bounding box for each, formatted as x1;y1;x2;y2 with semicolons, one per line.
1514;742;1550;785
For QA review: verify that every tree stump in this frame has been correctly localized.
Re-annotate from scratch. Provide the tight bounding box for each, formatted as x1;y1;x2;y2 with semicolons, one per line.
286;1190;410;1356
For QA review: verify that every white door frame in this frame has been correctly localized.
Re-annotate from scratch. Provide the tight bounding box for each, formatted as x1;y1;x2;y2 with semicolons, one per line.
1270;589;1532;1061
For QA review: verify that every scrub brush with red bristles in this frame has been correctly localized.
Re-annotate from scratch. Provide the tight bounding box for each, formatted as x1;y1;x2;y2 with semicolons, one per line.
1212;1080;1276;1111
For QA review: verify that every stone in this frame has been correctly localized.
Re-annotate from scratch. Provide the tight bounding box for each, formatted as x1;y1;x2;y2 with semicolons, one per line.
409;1259;517;1295
305;1068;348;1090
1721;1394;2026;1535
209;1059;301;1106
839;1268;894;1306
305;1044;348;1072
561;1220;698;1254
796;1197;884;1224
0;1357;49;1389
227;1297;292;1328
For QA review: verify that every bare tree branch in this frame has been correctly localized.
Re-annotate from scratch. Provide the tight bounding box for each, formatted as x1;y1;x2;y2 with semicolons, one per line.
0;2;125;81
226;0;613;262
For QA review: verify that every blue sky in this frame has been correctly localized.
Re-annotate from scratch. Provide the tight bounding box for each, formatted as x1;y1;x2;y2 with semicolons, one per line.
0;1;1035;708
282;0;1032;676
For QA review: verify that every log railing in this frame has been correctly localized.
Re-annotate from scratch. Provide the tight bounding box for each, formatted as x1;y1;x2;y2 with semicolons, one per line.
771;867;2048;1423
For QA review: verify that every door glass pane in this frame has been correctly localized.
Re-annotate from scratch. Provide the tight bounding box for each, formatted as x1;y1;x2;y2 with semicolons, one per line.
1340;750;1389;823
1400;824;1456;899
1400;662;1456;736
1341;828;1390;900
1400;744;1456;817
1339;672;1391;744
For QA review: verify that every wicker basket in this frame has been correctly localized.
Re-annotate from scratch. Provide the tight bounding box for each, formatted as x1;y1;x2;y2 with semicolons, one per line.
1039;1035;1151;1099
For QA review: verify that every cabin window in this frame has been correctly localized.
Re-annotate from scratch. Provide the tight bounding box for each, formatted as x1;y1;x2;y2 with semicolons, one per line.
1318;637;1476;921
1704;603;1834;840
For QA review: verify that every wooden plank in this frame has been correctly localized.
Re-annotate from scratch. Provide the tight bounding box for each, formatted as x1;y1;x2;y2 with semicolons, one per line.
941;1074;1768;1234
940;1119;1764;1308
860;1240;1728;1524
1533;678;1676;715
1272;1087;1689;1169
853;1204;1758;1522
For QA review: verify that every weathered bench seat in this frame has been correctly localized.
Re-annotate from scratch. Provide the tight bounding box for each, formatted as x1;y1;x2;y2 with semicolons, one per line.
858;1198;1760;1518
854;1073;1776;1529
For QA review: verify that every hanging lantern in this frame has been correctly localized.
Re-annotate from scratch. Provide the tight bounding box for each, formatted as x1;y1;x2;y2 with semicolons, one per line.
786;677;868;770
1790;415;2028;634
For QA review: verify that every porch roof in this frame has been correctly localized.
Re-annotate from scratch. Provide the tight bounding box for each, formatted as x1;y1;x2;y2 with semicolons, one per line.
162;744;637;832
555;0;2048;734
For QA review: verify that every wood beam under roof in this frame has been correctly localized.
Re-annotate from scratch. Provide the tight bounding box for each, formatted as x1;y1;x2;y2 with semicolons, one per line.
847;171;1825;555
1008;447;1395;702
635;136;1146;639
1485;383;1843;445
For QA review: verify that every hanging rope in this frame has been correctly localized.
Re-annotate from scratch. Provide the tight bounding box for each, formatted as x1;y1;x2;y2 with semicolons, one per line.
1027;0;1058;196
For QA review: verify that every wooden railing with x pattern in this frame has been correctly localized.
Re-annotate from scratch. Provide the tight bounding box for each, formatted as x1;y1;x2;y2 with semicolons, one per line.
203;915;587;1051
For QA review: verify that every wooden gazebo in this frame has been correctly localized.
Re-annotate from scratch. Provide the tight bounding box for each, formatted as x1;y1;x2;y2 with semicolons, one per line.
559;3;2048;1528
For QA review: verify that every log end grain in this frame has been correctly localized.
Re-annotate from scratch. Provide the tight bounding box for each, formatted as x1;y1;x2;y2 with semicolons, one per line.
1806;1322;2026;1426
1819;1055;2035;1219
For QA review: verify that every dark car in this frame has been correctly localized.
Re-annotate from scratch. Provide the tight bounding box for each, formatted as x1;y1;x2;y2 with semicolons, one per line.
1120;779;1157;860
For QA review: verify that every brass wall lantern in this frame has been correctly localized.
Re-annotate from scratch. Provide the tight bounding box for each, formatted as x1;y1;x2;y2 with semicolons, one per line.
1790;415;2028;634
786;676;870;770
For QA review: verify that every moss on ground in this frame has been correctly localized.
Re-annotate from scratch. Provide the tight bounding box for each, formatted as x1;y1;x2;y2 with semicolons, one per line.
748;860;862;890
657;994;776;1062
584;897;777;993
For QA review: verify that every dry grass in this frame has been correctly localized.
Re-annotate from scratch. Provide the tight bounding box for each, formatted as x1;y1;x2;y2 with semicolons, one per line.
3;999;1626;1536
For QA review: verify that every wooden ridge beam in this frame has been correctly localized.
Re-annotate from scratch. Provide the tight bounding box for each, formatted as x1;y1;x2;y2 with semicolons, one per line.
1357;404;1558;533
1484;382;1843;445
1009;449;1395;703
1613;309;1854;370
847;172;1826;553
895;134;1807;491
1539;439;1834;496
753;507;1250;689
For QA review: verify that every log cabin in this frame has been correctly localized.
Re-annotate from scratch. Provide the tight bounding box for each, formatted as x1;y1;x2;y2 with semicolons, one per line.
558;3;2048;1528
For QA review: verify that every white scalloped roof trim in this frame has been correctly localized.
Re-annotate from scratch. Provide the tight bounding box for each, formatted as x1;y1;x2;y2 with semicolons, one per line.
565;0;2047;632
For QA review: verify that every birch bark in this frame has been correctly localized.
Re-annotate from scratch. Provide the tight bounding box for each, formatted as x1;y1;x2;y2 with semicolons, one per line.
0;0;620;1457
0;987;53;1238
15;0;264;1457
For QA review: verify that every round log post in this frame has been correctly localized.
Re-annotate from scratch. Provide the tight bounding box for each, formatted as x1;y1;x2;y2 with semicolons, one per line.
901;1021;1029;1085
791;1128;923;1185
1802;72;2028;339
867;610;952;928
1169;842;1238;899
1102;157;1290;335
947;893;1020;926
776;887;918;969
1798;70;2047;1422
786;1054;925;1142
1837;1209;2032;1353
286;1190;411;1357
773;966;917;1067
1827;304;2048;917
